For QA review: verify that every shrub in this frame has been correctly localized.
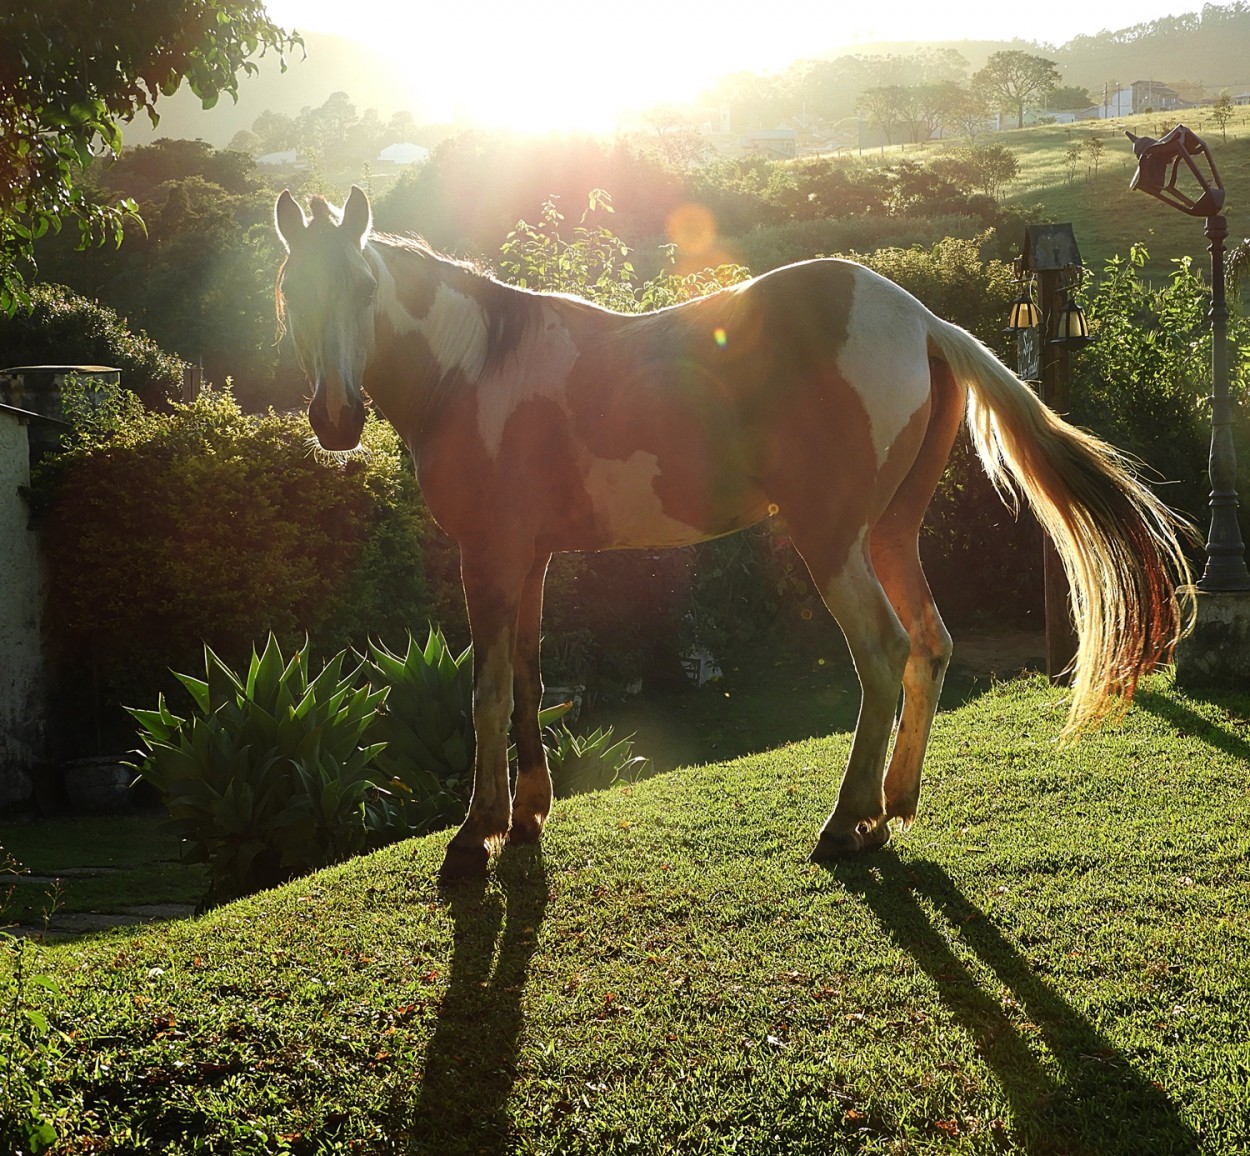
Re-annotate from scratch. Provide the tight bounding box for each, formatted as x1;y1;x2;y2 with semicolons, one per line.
129;631;627;906
38;388;442;756
0;282;182;405
128;635;395;909
363;628;474;831
544;723;650;797
1075;244;1250;540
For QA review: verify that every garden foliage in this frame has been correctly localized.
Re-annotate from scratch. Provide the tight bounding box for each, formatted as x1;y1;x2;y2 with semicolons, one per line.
129;631;632;907
0;283;183;404
128;635;392;909
38;386;451;756
0;855;63;1154
1076;243;1250;538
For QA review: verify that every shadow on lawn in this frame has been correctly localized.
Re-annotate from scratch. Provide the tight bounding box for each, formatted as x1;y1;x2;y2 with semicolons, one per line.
404;847;548;1155
834;856;1199;1156
1135;685;1250;764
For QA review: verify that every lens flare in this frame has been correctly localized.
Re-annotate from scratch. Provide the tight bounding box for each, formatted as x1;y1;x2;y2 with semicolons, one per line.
714;327;728;348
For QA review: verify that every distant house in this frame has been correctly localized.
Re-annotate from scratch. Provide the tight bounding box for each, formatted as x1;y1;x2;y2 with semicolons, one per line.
741;128;796;160
257;149;301;167
1131;80;1186;113
1091;86;1134;119
377;142;429;166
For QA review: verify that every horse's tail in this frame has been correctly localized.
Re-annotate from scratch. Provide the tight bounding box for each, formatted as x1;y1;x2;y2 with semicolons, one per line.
926;317;1195;737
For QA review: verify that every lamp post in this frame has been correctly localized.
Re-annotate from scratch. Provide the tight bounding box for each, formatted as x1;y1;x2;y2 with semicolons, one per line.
1126;124;1250;591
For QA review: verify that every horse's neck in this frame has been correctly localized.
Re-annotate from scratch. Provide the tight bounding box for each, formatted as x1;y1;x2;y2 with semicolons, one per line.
367;241;495;438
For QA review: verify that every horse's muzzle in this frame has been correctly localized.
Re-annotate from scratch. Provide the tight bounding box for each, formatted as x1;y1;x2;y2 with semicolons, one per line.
309;391;367;451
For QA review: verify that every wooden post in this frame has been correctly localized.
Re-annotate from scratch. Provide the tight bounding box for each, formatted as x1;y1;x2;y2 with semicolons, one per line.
1016;225;1085;684
181;364;203;403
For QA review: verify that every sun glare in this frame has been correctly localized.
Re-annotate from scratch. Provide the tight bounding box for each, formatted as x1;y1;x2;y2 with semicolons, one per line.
265;0;1209;136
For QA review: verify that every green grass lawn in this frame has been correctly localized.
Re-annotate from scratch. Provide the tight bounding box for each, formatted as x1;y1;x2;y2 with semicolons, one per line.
1;812;206;925
7;671;1249;1154
0;639;1013;924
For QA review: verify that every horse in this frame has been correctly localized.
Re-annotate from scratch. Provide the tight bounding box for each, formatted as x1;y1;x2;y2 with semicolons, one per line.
274;185;1192;880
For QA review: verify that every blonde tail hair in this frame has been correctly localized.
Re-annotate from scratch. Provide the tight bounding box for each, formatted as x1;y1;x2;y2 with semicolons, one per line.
929;318;1194;736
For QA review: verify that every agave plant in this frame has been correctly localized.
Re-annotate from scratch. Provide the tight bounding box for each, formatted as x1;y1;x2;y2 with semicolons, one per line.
363;628;475;831
543;722;650;798
128;635;391;908
363;628;575;826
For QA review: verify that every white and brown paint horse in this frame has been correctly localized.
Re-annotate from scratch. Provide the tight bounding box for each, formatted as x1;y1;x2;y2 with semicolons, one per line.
275;186;1192;880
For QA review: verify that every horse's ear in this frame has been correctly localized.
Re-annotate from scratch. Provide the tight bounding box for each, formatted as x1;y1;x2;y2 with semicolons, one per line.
342;185;372;248
275;190;306;251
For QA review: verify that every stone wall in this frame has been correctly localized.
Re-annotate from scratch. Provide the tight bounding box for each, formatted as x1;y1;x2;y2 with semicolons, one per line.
0;409;47;810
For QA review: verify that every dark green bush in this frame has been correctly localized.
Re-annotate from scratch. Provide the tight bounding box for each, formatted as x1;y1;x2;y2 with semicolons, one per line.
130;632;632;907
543;723;649;797
1075;244;1250;543
0;283;182;404
39;389;442;756
364;628;474;828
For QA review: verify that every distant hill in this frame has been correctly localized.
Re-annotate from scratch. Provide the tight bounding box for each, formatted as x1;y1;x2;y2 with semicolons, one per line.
812;9;1250;98
121;32;428;149
120;6;1250;153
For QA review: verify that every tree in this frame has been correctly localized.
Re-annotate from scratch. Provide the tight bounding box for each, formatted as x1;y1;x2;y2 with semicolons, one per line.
1211;91;1236;143
972;51;1061;129
1083;134;1105;181
1064;141;1083;184
252;108;297;154
857;86;907;146
944;85;992;144
638;108;713;170
0;1;298;314
1049;84;1094;110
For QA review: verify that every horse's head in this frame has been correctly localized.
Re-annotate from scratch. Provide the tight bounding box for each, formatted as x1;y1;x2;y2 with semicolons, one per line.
275;185;376;451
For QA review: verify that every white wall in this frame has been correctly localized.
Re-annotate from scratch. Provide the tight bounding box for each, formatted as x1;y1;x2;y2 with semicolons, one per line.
0;412;46;810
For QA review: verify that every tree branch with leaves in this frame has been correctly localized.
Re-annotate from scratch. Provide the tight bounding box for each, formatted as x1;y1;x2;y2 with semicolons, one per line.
0;0;299;314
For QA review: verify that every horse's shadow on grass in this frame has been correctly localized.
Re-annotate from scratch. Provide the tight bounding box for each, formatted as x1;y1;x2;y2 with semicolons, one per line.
404;848;547;1155
829;855;1199;1156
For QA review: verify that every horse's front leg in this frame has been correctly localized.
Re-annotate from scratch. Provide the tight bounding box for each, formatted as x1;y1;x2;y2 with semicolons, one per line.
440;550;527;881
510;554;553;845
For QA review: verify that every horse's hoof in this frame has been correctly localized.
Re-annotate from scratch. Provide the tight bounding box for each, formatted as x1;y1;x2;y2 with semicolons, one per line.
507;814;546;845
885;797;918;830
438;841;490;883
809;820;891;862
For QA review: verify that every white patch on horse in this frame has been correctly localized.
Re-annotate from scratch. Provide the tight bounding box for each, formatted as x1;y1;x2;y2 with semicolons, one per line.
837;268;932;469
424;282;489;382
477;305;581;458
586;451;703;548
366;248;488;382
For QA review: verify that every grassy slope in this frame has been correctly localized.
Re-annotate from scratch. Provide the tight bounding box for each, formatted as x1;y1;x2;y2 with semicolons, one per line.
995;110;1250;278
857;107;1250;279
26;674;1250;1155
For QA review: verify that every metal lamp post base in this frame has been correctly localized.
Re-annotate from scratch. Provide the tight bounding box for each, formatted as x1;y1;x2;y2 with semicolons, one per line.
1174;586;1250;688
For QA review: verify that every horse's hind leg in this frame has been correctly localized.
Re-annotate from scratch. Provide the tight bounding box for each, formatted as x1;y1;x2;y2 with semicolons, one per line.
509;554;553;845
871;531;952;828
798;534;911;859
872;357;963;827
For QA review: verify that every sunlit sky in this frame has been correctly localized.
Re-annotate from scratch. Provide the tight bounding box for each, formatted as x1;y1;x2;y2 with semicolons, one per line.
265;0;1198;132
